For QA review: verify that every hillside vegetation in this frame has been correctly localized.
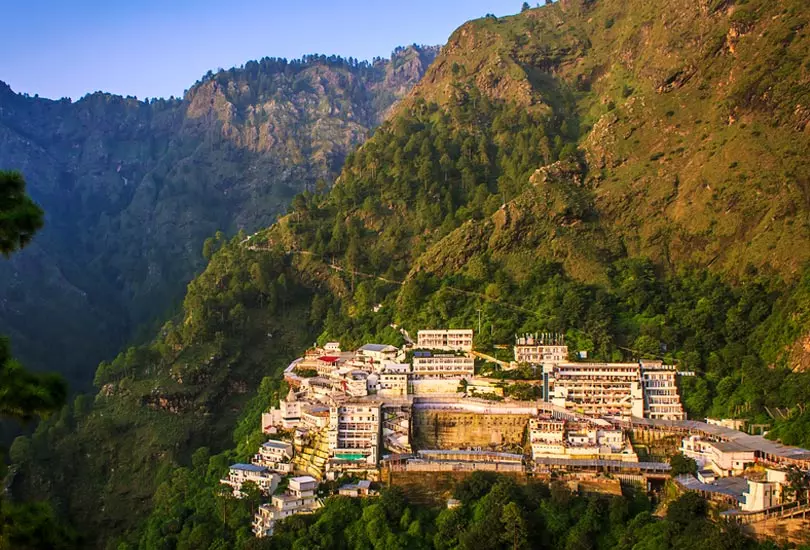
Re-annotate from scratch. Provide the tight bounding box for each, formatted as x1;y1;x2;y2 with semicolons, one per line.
9;0;810;547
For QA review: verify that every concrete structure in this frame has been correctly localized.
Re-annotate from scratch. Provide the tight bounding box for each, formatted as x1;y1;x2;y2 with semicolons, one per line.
221;464;279;497
742;479;781;512
378;371;408;397
514;333;568;364
547;361;685;420
550;362;645;419
302;407;330;430
253;476;320;537
253;440;294;474
640;361;685;420
412;352;474;378
338;479;376;497
314;355;342;376
262;389;303;431
529;416;636;462
357;344;400;365
329;401;382;465
417;329;474;351
681;435;757;476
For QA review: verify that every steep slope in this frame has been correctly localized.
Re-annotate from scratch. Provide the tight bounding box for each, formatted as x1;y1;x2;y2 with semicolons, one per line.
10;1;810;548
0;45;438;388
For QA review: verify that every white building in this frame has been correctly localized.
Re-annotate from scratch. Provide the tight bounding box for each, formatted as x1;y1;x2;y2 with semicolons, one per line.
681;436;757;476
262;389;303;431
640;360;685;420
253;476;320;537
221;464;279;497
529;416;634;461
412;352;475;378
252;440;293;474
329;401;382;465
378;372;408;397
742;479;781;512
545;360;686;420
357;344;400;365
514;333;568;364
338;479;376;497
549;363;645;418
416;329;474;352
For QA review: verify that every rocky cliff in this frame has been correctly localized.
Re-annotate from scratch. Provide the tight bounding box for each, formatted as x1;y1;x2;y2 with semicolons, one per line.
0;46;438;388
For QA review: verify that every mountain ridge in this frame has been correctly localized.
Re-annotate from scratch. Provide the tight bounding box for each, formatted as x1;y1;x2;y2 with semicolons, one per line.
0;45;438;388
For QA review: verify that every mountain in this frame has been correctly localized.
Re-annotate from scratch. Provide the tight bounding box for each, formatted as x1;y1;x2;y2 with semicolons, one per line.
10;0;810;547
0;45;438;389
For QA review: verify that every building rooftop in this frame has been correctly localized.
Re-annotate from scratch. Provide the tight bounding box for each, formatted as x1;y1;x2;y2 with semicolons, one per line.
711;441;754;454
359;344;397;353
674;474;748;502
630;417;810;462
290;475;318;484
231;463;268;473
262;440;291;449
318;356;341;363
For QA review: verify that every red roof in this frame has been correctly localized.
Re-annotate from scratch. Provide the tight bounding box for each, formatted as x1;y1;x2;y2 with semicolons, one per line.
318;356;340;363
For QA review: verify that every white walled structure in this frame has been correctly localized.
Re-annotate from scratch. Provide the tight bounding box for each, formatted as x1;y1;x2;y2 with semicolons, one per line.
417;329;474;351
253;440;293;474
221;464;279;497
412;353;474;378
329;401;382;465
514;334;568;365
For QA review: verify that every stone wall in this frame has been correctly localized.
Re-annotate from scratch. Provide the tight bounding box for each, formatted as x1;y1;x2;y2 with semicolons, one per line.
411;410;529;450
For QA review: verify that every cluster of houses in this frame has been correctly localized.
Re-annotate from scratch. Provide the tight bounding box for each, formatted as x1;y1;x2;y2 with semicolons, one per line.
221;329;810;538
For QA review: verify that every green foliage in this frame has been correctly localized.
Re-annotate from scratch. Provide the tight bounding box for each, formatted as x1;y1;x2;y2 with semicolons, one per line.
243;477;768;550
669;453;698;477
0;170;70;547
0;170;43;257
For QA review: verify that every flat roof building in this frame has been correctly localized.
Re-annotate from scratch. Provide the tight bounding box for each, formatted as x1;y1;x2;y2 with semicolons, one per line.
514;333;568;365
412;353;475;379
329;401;382;465
417;329;474;352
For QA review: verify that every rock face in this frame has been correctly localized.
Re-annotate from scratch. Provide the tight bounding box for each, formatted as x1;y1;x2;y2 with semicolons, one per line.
0;46;437;387
411;410;528;449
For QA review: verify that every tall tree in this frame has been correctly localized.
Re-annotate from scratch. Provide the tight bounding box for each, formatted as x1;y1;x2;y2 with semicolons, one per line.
0;171;65;418
0;170;44;257
0;170;70;547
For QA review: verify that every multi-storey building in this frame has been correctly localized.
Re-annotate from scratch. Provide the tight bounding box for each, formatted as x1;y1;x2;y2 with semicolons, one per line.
252;440;294;474
357;344;400;365
681;435;757;476
549;362;645;418
529;416;633;461
221;464;279;497
378;371;408;397
262;388;302;431
416;329;474;351
328;401;382;465
253;476;320;537
514;333;568;365
640;360;685;420
546;361;686;420
412;352;474;378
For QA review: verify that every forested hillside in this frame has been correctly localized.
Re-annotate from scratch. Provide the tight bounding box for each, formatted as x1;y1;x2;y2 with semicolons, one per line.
0;45;437;389
10;0;810;548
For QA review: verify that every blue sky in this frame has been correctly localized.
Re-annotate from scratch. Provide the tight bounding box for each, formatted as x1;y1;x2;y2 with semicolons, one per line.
3;0;520;101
